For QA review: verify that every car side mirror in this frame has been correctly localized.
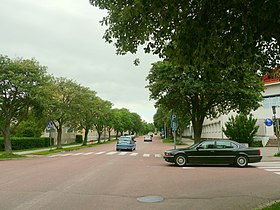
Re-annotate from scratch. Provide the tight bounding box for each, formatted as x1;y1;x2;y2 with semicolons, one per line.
196;146;202;150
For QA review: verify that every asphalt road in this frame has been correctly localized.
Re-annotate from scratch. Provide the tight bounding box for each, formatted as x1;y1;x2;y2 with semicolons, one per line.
1;135;280;210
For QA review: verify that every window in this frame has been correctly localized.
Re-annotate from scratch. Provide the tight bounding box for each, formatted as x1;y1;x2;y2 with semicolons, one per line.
199;141;215;149
216;141;238;149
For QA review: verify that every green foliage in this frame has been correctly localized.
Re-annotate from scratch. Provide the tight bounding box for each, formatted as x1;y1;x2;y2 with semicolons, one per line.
90;0;279;68
0;55;49;154
147;61;263;142
0;137;52;151
222;113;259;146
75;135;83;143
14;115;46;137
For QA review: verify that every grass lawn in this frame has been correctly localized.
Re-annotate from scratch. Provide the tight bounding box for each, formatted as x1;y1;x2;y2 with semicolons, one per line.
260;201;280;210
0;153;26;159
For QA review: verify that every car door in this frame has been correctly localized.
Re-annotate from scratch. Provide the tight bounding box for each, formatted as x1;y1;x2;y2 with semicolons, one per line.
213;140;238;164
187;141;217;164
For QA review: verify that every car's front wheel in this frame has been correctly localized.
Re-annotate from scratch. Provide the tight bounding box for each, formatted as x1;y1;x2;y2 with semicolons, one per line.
235;155;248;167
175;154;187;167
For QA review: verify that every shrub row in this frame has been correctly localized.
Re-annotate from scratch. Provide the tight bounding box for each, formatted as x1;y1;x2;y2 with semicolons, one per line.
0;137;54;151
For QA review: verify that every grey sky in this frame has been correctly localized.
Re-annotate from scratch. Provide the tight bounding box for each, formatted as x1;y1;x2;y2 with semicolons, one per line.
0;0;159;123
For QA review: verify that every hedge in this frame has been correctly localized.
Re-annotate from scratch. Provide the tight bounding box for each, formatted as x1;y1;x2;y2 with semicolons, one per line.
0;137;54;151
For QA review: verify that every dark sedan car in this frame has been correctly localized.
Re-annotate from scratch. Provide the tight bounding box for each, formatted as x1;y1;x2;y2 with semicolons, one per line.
163;140;262;167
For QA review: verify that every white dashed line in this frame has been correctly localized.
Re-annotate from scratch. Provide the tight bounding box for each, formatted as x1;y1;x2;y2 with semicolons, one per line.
72;153;83;156
60;154;73;157
106;152;118;155
154;154;162;158
130;153;138;156
95;151;105;155
83;152;94;155
119;152;129;156
143;154;150;157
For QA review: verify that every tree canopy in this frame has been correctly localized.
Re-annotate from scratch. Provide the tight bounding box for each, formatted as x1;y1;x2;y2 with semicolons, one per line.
0;55;48;154
90;0;280;68
147;61;264;142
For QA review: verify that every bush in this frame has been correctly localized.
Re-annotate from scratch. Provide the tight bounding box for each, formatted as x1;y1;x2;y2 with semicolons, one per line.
76;135;83;143
250;141;263;147
222;113;259;146
0;137;53;151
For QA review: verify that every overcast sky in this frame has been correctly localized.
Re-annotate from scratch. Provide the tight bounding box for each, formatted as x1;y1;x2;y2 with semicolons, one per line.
0;0;159;123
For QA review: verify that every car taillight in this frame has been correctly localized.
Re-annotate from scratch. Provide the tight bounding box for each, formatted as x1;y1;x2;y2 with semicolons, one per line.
130;140;132;144
165;152;172;156
258;149;261;155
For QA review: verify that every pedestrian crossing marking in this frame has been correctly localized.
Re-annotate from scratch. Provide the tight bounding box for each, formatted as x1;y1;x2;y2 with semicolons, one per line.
119;152;128;156
48;151;165;159
72;153;83;156
83;152;94;155
106;152;118;155
60;154;73;156
264;169;280;171
95;151;105;155
252;161;280;176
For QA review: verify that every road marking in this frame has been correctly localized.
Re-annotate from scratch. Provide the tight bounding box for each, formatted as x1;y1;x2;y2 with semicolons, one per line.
252;161;280;176
154;154;162;158
60;154;73;156
72;153;83;156
95;151;105;155
49;154;60;158
106;152;118;155
119;152;128;156
130;153;138;156
83;152;94;155
182;167;194;169
264;169;280;171
143;154;150;157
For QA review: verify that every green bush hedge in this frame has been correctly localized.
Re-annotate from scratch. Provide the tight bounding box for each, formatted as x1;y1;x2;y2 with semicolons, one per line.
0;137;54;151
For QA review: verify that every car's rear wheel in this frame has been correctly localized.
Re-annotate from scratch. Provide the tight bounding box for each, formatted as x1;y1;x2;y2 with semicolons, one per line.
175;154;187;167
235;155;248;167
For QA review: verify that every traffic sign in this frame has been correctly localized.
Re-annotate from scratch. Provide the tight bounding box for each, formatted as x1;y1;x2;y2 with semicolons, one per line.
264;118;273;126
171;121;178;131
171;114;177;121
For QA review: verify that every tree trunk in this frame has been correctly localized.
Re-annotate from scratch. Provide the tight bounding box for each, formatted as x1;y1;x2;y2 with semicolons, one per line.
108;128;111;141
56;124;62;149
192;117;204;143
97;131;101;144
116;131;119;139
83;128;89;146
3;125;12;155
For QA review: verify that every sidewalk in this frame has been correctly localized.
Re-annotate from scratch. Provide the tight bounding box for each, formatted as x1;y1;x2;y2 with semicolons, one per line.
14;144;82;155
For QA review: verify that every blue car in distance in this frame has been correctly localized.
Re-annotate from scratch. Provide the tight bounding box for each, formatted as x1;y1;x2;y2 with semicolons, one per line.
116;136;136;151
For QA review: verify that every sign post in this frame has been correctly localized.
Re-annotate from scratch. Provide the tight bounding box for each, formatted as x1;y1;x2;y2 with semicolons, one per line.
171;114;178;149
272;106;280;154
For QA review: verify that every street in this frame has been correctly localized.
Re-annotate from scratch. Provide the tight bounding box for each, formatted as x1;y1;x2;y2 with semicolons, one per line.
1;135;280;210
